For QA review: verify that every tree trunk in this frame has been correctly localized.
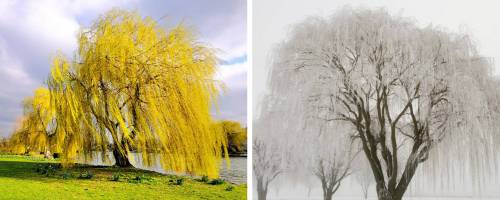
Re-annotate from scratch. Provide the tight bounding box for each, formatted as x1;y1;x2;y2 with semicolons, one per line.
366;141;422;200
375;184;394;200
257;178;268;200
376;194;403;200
112;143;132;167
378;196;397;200
321;182;334;200
375;186;407;200
323;191;333;200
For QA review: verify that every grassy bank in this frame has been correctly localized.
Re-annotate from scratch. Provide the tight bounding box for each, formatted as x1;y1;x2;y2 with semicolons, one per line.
0;154;246;200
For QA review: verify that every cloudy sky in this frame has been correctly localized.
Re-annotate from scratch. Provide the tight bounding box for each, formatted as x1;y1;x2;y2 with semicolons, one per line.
0;0;247;137
253;0;500;118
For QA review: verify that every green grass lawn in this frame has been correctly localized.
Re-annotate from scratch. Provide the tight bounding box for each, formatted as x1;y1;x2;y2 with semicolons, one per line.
0;154;246;200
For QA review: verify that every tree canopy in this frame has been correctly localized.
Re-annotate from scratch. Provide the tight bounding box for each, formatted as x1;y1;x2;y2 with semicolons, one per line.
257;7;500;200
31;9;228;178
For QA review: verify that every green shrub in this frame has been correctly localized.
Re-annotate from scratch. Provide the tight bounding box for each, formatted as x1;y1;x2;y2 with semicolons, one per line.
209;178;225;185
78;170;94;179
35;164;58;176
225;185;234;191
44;165;56;176
200;175;209;183
132;175;143;183
111;173;121;181
129;174;153;184
34;164;43;173
175;177;184;186
62;172;71;180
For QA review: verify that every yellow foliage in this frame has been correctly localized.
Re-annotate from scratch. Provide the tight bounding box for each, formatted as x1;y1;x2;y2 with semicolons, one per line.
47;9;227;177
0;138;8;152
9;88;55;154
216;120;247;154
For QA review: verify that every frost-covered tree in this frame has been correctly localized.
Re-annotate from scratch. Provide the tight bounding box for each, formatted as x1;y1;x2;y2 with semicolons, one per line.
311;131;356;200
253;137;284;200
355;157;374;200
253;92;297;200
304;97;358;200
266;7;500;200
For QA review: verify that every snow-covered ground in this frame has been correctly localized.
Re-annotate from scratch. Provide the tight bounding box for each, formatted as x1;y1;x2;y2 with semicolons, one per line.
267;197;499;200
255;172;500;200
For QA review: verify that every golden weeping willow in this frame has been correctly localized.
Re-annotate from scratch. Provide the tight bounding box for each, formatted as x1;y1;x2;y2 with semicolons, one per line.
9;87;55;155
47;9;227;177
9;117;31;154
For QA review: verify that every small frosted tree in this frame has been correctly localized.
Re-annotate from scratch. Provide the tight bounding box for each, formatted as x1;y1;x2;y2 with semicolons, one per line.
266;7;500;200
355;157;374;200
253;137;284;200
253;93;295;200
304;95;358;200
311;132;356;200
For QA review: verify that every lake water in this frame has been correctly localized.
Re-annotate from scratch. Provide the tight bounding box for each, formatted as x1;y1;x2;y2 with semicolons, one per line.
219;157;247;184
78;152;247;185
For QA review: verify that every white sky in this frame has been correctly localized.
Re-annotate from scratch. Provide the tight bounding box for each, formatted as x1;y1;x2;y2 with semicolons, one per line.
253;0;500;116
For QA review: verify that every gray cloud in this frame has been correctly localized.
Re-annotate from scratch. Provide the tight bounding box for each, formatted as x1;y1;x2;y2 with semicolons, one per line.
0;0;246;137
213;61;247;125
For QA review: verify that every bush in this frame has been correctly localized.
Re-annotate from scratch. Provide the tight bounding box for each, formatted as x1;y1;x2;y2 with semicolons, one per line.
78;170;94;179
174;177;184;186
200;175;209;183
128;174;153;184
209;178;225;185
35;164;58;176
132;175;143;183
62;172;71;180
225;185;234;191
111;173;121;181
34;164;43;173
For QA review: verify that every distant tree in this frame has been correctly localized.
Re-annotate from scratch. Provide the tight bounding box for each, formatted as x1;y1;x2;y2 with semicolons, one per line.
46;9;227;177
355;157;374;200
253;92;298;200
8;117;31;154
312;138;355;200
22;88;55;157
268;7;500;200
0;137;9;152
253;137;284;200
9;88;55;156
217;120;247;154
305;99;358;200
